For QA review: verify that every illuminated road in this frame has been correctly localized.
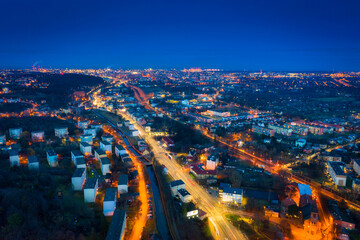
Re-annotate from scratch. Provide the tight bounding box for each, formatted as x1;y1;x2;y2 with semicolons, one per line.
128;157;149;240
116;110;247;240
127;84;360;236
95;107;149;239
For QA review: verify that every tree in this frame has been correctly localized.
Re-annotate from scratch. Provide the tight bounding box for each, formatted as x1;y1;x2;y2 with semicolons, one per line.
229;171;243;188
7;212;23;226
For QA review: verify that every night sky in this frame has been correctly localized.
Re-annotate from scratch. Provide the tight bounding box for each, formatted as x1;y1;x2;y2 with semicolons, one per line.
1;0;360;71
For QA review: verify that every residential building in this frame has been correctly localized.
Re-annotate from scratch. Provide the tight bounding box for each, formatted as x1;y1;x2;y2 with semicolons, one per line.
80;134;93;144
329;200;355;231
80;142;92;155
9;150;19;167
105;209;126;240
252;125;275;137
320;153;342;162
115;145;127;158
9;128;22;139
303;124;324;135
222;187;243;205
100;141;112;153
206;153;219;170
76;157;86;168
31;131;45;142
190;164;217;179
71;150;83;164
47;150;58;167
72;167;86;191
162;137;174;148
84;128;97;138
95;148;107;161
352;179;360;192
102;135;114;143
219;183;232;199
84;178;98;203
0;134;6;145
103;187;117;216
284;124;308;136
55;127;68;138
353;159;360;176
122;157;133;167
170;179;185;196
91;123;103;132
100;157;111;175
287;183;314;208
78;120;89;129
118;175;128;195
268;124;292;136
178;189;192;203
28;155;39;170
131;130;139;137
327;161;347;186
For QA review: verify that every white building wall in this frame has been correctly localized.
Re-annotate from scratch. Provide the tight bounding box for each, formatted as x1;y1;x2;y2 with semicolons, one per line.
354;161;360;175
10;156;19;167
171;184;185;196
103;200;116;216
118;184;128;194
101;164;111;175
84;188;97;203
72;174;86;191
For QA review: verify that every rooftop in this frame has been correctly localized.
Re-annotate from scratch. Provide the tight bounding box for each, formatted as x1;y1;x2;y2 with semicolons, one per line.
115;145;125;151
72;150;82;157
104;187;117;201
105;209;126;240
178;188;191;197
298;184;312;196
80;142;91;147
9;150;19;156
84;178;98;189
170;179;185;188
81;134;93;138
328;161;346;176
95;148;106;155
100;157;110;165
190;164;217;175
223;187;243;195
76;157;85;165
47;150;57;156
28;155;38;163
72;167;86;178
101;140;111;146
118;175;128;185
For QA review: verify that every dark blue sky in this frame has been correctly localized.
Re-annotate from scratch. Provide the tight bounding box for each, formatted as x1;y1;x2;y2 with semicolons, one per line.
1;0;360;71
